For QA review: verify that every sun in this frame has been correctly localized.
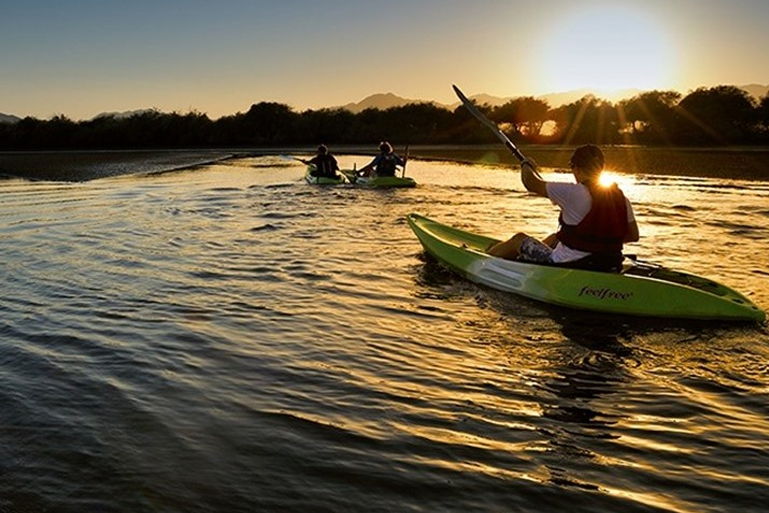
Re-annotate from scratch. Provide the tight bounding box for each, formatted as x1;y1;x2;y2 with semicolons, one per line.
536;6;676;96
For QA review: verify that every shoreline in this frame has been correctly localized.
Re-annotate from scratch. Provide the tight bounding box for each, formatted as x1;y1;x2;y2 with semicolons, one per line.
2;145;769;181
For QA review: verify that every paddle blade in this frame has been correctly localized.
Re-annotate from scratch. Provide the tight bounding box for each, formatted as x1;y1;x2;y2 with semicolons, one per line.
452;84;526;162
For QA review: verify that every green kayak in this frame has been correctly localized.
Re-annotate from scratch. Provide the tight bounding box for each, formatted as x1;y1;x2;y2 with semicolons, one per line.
407;213;765;322
342;170;416;188
305;165;348;185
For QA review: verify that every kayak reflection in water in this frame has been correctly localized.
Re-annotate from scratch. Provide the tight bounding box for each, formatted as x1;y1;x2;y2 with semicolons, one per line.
487;144;640;272
299;144;341;178
358;141;405;177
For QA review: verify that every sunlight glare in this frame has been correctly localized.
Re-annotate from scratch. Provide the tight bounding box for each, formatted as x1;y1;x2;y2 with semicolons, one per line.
599;170;640;198
599;170;619;187
536;6;675;95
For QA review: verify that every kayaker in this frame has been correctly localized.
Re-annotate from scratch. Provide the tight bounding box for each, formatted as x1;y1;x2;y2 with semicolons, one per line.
487;144;639;271
358;141;405;177
301;144;340;178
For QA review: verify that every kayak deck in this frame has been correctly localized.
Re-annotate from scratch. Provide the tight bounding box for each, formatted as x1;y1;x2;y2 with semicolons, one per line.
407;213;765;322
341;170;416;188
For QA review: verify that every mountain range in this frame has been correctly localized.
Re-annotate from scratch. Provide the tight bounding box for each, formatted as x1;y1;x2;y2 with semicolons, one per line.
2;85;767;122
338;85;769;113
337;89;639;113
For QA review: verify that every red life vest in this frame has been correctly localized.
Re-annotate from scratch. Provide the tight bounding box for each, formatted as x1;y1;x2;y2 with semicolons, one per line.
556;182;629;254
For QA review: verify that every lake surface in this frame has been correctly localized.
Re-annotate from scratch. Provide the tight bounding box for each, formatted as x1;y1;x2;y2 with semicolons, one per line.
1;151;768;512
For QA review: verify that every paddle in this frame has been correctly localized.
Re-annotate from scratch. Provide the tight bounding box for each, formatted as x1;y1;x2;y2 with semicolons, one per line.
279;154;317;183
278;154;308;164
401;145;409;177
452;84;526;163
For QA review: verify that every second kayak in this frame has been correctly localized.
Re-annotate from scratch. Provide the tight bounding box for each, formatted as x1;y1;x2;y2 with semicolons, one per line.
342;170;416;188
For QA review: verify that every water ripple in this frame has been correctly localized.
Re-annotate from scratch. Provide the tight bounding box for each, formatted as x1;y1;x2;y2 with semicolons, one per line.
0;155;767;512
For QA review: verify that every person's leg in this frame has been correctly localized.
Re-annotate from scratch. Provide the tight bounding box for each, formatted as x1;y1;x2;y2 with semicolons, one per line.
487;233;529;259
542;232;559;248
518;237;554;263
488;233;554;263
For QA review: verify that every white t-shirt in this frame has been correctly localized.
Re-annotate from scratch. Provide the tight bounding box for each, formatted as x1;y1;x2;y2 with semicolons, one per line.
545;182;636;263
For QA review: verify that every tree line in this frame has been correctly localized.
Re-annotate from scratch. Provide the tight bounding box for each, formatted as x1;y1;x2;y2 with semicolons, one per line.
1;85;768;150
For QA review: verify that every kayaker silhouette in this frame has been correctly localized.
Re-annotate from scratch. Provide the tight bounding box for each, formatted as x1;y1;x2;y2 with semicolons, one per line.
487;145;640;271
299;144;341;179
358;141;405;177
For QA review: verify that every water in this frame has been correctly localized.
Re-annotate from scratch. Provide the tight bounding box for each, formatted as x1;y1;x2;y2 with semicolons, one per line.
1;153;768;512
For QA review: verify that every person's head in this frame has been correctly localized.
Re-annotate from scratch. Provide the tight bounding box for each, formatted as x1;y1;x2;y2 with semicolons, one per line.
569;145;604;182
317;144;328;155
379;141;393;154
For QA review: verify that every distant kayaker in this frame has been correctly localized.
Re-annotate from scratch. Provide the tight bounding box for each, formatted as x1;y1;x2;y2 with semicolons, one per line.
487;144;639;271
358;141;405;177
300;144;341;178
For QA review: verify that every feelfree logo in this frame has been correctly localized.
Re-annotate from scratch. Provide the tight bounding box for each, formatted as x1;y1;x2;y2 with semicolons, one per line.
578;286;634;301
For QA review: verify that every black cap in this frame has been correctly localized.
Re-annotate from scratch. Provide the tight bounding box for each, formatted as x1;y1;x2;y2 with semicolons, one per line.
569;145;604;174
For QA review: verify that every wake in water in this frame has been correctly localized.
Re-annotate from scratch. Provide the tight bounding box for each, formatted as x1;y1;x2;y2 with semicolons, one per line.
0;149;242;181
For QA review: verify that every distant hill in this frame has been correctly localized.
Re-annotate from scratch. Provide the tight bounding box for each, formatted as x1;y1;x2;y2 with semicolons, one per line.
339;93;450;113
339;84;767;112
339;89;643;113
0;113;21;124
740;84;769;101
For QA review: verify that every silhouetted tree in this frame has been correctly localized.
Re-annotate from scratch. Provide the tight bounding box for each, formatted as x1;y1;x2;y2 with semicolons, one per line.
242;102;299;145
447;103;497;143
299;108;356;144
757;94;769;140
1;86;768;150
549;96;621;145
673;86;757;144
619;90;681;144
491;97;550;139
383;103;455;144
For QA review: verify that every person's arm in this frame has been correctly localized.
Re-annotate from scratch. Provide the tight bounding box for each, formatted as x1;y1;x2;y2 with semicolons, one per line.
358;155;379;174
521;160;548;197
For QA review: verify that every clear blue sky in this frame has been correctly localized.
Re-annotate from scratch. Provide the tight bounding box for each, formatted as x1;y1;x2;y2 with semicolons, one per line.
2;0;768;120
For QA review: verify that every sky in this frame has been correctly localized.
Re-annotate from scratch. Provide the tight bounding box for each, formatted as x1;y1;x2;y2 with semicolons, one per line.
2;0;769;120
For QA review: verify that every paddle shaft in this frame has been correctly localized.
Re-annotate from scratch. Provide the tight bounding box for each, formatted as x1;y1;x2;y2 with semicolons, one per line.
452;84;526;162
401;145;409;177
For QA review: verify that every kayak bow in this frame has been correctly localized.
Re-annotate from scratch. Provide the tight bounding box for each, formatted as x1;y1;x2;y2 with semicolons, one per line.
407;213;765;322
